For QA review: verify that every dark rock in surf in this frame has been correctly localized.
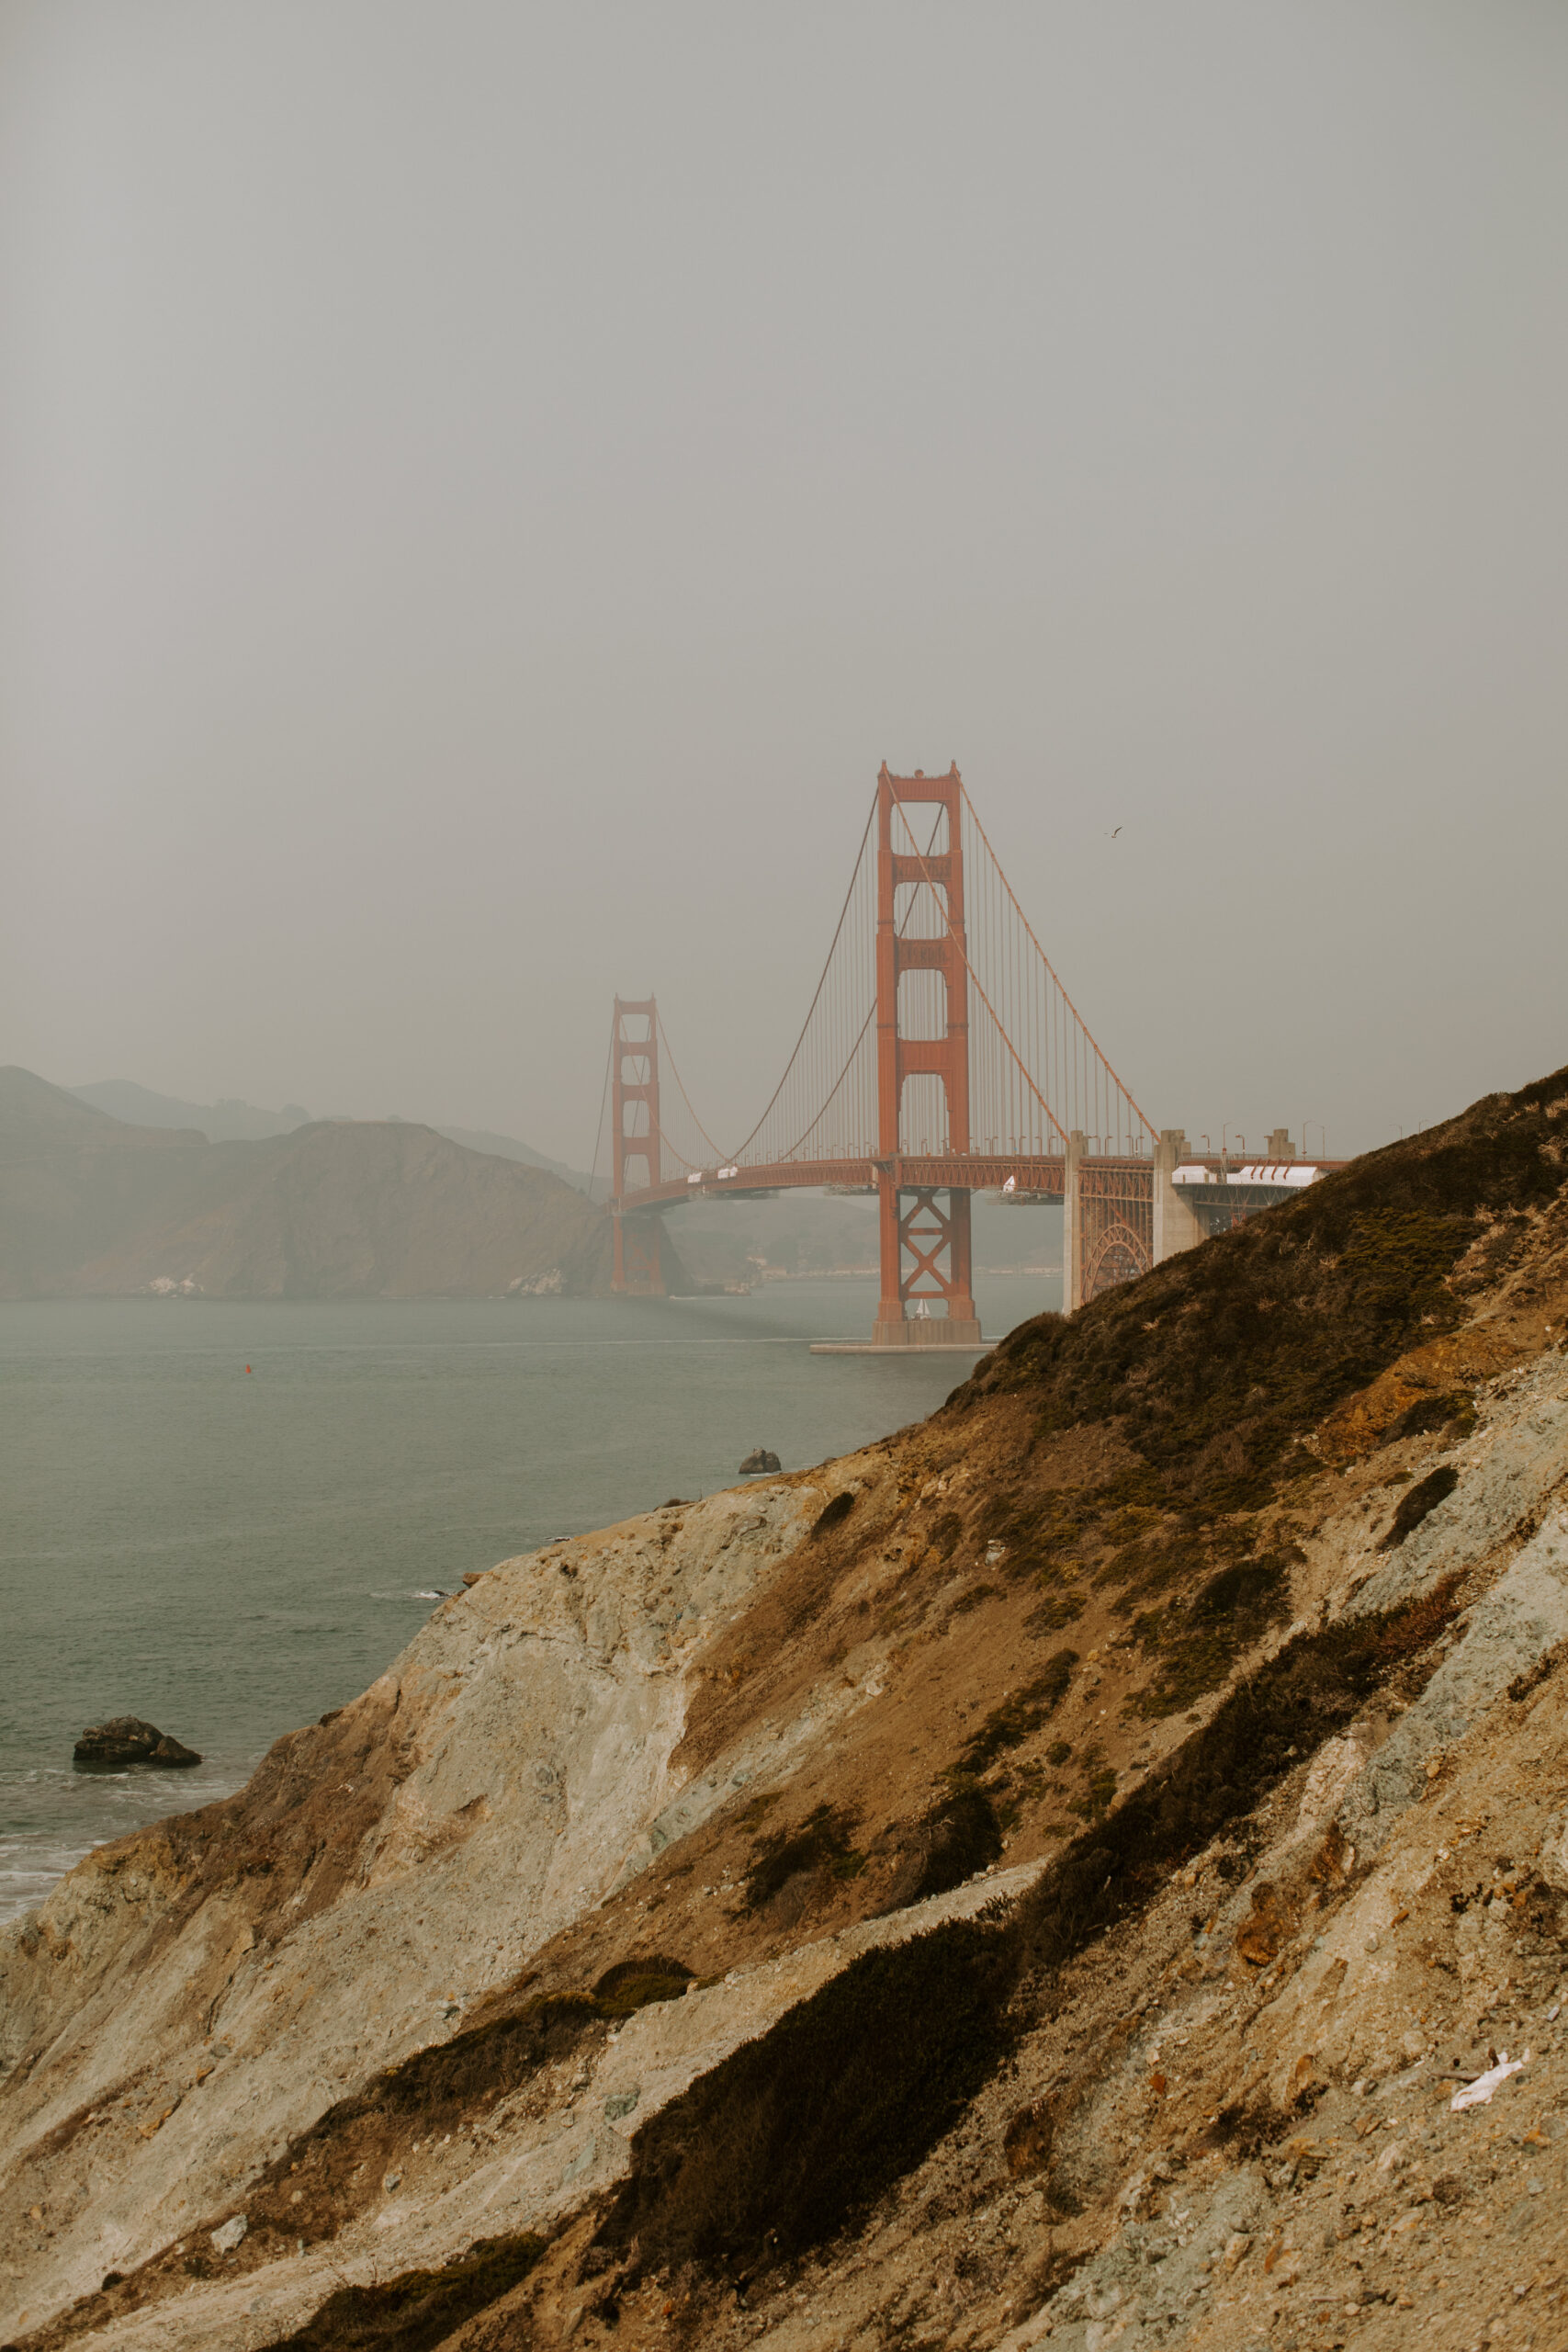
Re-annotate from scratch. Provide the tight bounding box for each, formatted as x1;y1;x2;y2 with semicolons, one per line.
73;1717;202;1770
739;1447;783;1475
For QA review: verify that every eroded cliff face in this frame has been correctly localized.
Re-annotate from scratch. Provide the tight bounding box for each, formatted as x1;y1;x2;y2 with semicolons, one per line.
4;1071;1568;2352
0;1480;826;2327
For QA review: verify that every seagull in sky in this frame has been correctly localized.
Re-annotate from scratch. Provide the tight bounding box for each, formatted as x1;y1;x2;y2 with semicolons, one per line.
1110;825;1122;837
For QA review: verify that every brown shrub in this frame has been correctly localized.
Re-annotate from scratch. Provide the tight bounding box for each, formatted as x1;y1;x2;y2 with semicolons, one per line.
744;1804;863;1911
1378;1464;1460;1549
1003;2098;1055;2178
258;2233;546;2350
904;1779;1003;1904
959;1653;1077;1773
593;1921;1013;2278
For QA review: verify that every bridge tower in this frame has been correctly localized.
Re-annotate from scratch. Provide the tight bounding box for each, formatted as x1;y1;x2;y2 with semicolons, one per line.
610;996;665;1295
874;765;982;1346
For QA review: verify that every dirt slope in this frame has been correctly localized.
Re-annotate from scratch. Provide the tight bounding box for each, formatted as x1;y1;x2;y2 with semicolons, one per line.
3;1067;1568;2352
0;1068;600;1297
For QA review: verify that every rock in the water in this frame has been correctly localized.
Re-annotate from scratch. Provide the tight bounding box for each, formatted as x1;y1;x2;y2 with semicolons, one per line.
73;1717;201;1770
738;1447;782;1475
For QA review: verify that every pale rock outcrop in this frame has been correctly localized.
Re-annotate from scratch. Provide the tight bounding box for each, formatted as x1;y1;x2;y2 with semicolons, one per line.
32;1863;1044;2351
0;1479;827;2337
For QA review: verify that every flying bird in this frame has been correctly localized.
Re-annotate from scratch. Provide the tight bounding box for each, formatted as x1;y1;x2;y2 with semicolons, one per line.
1110;825;1122;837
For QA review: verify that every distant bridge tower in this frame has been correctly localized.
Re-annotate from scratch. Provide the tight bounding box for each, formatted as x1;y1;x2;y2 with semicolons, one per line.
610;996;664;1295
874;764;981;1345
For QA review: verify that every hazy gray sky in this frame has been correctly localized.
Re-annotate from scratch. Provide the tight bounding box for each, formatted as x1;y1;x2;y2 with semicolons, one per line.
5;2;1565;1167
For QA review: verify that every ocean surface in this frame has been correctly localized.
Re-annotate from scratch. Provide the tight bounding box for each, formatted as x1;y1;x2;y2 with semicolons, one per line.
0;1275;1052;1926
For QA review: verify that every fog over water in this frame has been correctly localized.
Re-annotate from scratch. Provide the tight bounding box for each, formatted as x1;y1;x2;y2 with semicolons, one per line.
5;4;1567;1164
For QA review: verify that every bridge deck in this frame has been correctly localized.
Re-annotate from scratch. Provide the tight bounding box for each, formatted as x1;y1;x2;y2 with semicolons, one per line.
616;1153;1346;1214
617;1153;1100;1209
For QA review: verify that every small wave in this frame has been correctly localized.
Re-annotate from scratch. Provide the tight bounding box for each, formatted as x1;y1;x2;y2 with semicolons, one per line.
0;1764;251;1926
0;1846;101;1926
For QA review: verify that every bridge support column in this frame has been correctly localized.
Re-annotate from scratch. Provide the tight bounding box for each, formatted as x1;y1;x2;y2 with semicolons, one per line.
1063;1131;1085;1312
875;1171;903;1335
611;1209;663;1297
1152;1127;1204;1269
873;1177;980;1345
610;996;667;1297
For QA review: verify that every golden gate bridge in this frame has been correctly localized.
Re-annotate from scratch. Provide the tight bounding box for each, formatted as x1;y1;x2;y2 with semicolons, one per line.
593;764;1329;1349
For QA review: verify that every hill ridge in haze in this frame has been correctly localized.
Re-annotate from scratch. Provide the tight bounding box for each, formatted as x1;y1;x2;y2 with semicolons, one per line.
0;1067;606;1298
68;1078;592;1191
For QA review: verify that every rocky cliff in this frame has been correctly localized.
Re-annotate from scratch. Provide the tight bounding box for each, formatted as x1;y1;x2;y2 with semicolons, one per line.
0;1069;600;1298
4;1068;1568;2351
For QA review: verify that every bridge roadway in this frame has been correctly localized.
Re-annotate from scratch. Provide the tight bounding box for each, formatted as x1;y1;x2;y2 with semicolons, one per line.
615;1146;1346;1329
621;1152;1082;1209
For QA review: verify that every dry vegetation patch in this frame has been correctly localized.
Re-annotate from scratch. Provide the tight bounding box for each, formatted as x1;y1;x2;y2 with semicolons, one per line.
261;2233;547;2351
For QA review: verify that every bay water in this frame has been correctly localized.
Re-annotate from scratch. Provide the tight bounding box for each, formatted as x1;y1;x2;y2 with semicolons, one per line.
0;1275;1051;1925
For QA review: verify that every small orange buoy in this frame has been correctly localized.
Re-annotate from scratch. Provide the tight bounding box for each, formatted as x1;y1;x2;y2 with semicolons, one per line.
245;1365;252;1374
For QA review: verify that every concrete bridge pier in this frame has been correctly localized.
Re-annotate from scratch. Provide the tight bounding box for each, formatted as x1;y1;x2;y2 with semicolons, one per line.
1153;1127;1206;1266
1062;1130;1085;1313
1063;1126;1206;1311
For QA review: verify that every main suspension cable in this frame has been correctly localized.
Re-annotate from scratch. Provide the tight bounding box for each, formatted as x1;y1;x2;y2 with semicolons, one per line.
655;1011;725;1166
762;802;945;1164
890;798;1072;1150
959;785;1156;1144
587;1027;615;1201
727;788;878;1163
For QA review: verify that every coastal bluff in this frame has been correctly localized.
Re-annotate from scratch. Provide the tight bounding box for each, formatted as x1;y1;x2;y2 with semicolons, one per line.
4;1068;1568;2350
